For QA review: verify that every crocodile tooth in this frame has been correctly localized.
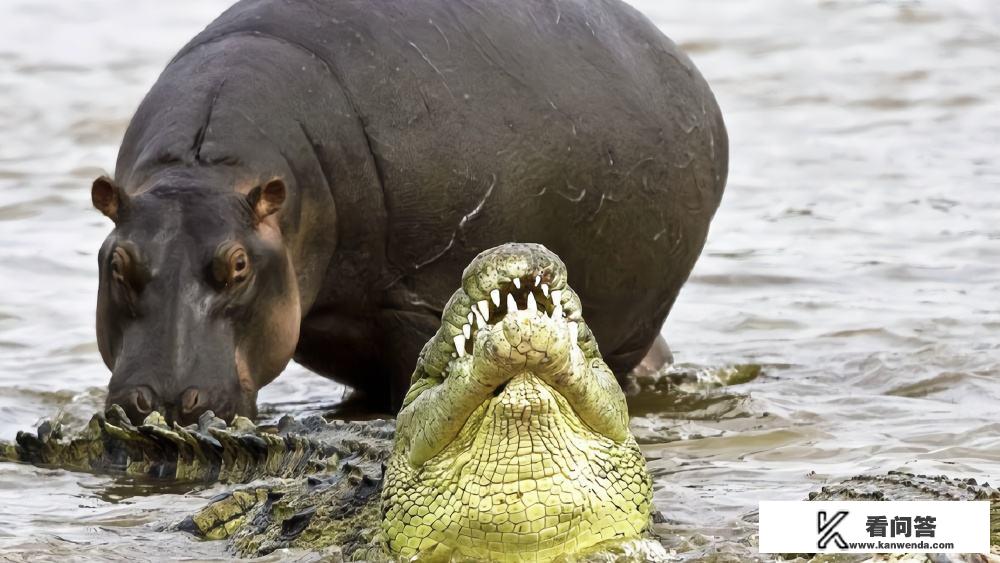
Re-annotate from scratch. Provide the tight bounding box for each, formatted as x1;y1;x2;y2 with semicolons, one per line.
463;324;471;339
552;302;563;318
551;290;562;304
541;283;550;297
506;293;518;312
534;275;541;287
491;289;501;307
454;335;466;357
473;308;487;329
467;312;474;324
569;321;578;342
477;300;490;321
526;292;537;313
512;277;521;289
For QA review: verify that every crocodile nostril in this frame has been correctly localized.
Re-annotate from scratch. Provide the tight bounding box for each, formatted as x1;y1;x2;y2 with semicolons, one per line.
180;387;204;415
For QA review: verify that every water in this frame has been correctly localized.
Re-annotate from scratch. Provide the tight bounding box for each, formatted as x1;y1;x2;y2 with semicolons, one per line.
0;0;997;560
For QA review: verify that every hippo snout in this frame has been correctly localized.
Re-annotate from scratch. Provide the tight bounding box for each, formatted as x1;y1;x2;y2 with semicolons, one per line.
107;384;236;426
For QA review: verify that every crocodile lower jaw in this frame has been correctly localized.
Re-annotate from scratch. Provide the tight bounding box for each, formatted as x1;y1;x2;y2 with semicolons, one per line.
384;375;649;560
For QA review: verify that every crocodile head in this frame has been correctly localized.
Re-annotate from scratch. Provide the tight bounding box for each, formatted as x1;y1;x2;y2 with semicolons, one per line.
383;243;652;561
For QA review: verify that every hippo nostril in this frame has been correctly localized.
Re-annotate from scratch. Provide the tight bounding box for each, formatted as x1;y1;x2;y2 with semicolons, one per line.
180;387;204;415
132;386;155;415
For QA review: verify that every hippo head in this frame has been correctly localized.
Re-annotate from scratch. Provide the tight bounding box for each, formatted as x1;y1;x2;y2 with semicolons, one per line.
91;176;300;425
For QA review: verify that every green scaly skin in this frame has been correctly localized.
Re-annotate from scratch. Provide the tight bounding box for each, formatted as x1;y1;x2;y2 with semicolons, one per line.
0;404;360;483
382;243;654;562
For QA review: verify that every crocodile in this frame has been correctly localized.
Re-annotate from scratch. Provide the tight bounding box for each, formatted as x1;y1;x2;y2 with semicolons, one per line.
1;404;664;561
5;412;1000;561
1;404;390;485
5;408;999;561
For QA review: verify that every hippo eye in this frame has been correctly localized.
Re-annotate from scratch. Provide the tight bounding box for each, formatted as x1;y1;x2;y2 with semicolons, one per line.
110;246;141;316
227;246;251;286
111;247;130;284
212;242;252;289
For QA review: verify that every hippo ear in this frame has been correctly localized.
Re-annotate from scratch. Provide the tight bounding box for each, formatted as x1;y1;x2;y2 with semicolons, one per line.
248;179;286;222
92;176;126;222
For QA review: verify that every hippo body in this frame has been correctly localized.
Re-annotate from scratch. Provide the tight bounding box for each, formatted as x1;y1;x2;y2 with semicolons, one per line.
97;0;727;421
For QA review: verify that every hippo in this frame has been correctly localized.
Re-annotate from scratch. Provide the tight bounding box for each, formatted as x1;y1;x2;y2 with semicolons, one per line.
91;0;728;425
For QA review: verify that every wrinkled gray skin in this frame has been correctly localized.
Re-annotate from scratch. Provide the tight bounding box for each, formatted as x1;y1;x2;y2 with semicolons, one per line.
94;0;728;422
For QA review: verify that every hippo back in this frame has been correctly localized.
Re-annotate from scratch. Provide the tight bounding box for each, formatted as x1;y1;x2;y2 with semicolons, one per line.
173;0;727;381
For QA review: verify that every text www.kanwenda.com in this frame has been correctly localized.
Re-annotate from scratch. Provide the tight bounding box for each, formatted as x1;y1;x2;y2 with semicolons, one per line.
845;541;955;550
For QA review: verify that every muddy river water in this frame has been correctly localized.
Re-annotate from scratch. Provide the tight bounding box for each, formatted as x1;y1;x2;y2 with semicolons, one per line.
0;0;998;560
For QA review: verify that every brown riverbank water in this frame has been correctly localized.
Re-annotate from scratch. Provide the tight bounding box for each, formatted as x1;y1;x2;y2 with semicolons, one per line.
0;0;997;560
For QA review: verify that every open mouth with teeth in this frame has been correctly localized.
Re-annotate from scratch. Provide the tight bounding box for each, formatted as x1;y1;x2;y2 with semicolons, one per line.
452;273;573;359
397;240;593;388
